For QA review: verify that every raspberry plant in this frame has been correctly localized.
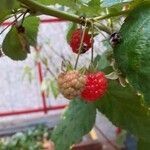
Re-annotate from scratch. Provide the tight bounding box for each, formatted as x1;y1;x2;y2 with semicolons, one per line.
0;0;150;150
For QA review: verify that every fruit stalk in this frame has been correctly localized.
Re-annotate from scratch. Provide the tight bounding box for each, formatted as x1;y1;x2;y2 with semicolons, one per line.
91;22;94;65
74;22;87;69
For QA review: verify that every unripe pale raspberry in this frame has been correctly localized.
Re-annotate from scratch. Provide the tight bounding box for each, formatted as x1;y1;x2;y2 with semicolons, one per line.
58;70;86;100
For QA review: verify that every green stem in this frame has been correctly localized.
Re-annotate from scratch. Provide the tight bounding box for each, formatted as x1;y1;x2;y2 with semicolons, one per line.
94;22;112;35
91;22;94;65
17;0;129;35
74;22;87;70
21;9;29;25
106;8;113;32
93;10;130;21
18;0;81;23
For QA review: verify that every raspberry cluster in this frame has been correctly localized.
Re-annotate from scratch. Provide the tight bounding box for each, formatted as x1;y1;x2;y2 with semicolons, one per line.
58;29;108;102
58;70;86;99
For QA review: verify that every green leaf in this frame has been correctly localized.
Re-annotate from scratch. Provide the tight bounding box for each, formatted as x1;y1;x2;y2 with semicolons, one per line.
50;80;59;98
114;2;150;105
94;53;113;76
101;0;132;7
116;130;127;146
51;98;96;150
66;23;77;44
2;27;28;60
94;53;109;71
0;0;19;23
130;0;150;9
41;78;51;97
138;139;150;150
23;16;40;46
79;0;102;17
0;11;10;23
96;80;150;141
23;65;34;83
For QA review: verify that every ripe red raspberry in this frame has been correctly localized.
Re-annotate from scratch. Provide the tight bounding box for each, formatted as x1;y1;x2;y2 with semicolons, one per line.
80;72;108;101
70;29;92;54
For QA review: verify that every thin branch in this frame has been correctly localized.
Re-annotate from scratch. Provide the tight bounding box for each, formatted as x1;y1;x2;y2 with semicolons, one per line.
42;45;63;73
93;10;130;21
46;67;57;79
91;22;94;65
95;125;120;150
94;22;112;35
74;21;87;69
0;13;24;35
17;0;80;23
20;9;29;25
106;8;113;32
0;9;25;25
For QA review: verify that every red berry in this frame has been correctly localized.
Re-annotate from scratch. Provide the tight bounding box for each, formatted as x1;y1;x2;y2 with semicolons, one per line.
80;72;108;101
70;29;92;54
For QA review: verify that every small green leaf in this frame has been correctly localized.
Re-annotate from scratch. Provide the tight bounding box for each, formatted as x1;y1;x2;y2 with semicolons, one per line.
66;23;77;44
2;27;28;60
42;57;49;68
138;139;150;150
94;53;109;70
96;80;150;141
41;78;51;97
0;11;10;23
116;130;127;146
23;16;40;46
23;65;34;83
51;98;96;150
50;80;59;98
79;0;102;17
101;0;132;7
105;71;119;80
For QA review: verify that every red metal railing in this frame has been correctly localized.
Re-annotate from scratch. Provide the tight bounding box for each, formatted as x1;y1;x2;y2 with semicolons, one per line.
35;46;48;114
0;18;64;26
0;18;66;117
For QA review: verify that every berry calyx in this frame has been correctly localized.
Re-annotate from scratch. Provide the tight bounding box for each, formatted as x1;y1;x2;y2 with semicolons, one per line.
80;72;108;101
58;70;86;100
70;29;92;54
